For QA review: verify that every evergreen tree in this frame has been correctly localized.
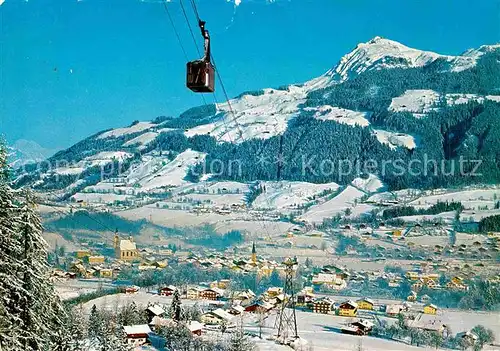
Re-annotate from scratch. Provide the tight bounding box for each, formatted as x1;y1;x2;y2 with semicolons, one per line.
54;240;61;268
0;143;66;350
228;320;256;351
67;305;88;351
17;190;65;350
118;302;145;326
171;289;182;321
0;143;23;350
471;325;495;350
88;304;103;339
99;323;131;351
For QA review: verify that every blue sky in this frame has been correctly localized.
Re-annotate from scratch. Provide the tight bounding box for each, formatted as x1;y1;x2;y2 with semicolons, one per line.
1;0;499;150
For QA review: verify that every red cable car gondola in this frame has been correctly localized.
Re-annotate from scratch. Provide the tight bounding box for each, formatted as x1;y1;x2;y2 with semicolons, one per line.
186;20;215;93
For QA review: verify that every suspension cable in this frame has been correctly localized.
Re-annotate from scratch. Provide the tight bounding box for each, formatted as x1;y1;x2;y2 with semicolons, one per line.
179;0;202;58
183;0;244;142
175;0;290;242
162;0;189;61
163;0;207;106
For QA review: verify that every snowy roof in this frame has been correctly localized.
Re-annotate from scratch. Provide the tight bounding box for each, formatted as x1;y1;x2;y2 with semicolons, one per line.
204;287;225;296
230;305;245;313
386;304;403;314
120;239;136;251
147;305;165;316
457;331;478;340
314;297;335;304
353;319;375;329
356;297;375;305
252;300;274;310
267;287;283;293
123;325;152;335
312;273;343;284
149;316;175;327
161;285;177;291
188;321;204;332
208;309;234;322
340;300;358;309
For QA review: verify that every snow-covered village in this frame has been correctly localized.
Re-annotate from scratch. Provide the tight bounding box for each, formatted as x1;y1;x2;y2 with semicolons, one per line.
2;0;500;350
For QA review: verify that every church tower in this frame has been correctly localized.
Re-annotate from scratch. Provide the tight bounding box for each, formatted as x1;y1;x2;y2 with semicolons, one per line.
251;242;257;265
113;230;119;249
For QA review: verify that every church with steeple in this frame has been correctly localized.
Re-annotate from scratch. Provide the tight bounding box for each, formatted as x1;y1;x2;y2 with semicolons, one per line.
251;242;257;265
114;231;139;261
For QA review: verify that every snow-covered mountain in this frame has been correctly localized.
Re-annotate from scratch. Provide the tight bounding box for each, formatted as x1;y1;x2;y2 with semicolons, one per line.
15;37;500;196
182;37;499;144
8;139;58;168
321;37;497;82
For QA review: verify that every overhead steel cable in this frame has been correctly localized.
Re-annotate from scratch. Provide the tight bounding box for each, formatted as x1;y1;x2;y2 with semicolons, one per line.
162;0;208;106
161;0;189;61
185;0;294;245
179;0;203;57
182;0;244;141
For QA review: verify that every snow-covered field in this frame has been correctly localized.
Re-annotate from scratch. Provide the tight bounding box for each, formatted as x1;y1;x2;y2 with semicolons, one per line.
395;211;456;224
373;129;416;150
389;89;440;114
117;206;246;227
252;181;340;211
367;189;423;204
172;193;246;207
71;192;131;204
185;87;307;143
137;149;206;190
98;122;155;139
53;166;86;175
123;131;159;149
351;174;385;193
389;89;500;116
304;105;371;127
81;290;500;351
460;209;500;222
55;279;115;301
409;189;500;207
299;186;371;224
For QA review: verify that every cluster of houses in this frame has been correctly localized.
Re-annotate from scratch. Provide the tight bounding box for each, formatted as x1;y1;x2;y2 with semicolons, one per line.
121;304;205;347
178;243;298;278
119;283;445;347
120;283;287;346
405;271;469;300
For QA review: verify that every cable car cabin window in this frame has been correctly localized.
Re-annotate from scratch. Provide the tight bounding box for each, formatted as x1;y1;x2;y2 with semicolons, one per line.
187;60;215;93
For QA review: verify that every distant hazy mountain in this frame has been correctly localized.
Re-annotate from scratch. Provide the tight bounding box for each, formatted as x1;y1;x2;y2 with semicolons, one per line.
8;139;58;168
14;37;500;197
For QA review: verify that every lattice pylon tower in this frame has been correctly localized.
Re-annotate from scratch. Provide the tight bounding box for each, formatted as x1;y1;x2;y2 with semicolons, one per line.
275;256;299;343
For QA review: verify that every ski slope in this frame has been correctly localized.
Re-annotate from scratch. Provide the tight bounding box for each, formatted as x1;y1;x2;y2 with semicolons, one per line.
185;87;307;143
305;105;371;127
299;186;368;224
137;149;206;190
123;131;159;148
409;189;500;207
351;174;385;193
373;130;416;150
389;89;500;116
252;181;340;211
97;122;154;139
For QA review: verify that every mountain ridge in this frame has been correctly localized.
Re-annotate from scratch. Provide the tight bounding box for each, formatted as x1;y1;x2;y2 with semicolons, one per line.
13;37;500;197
